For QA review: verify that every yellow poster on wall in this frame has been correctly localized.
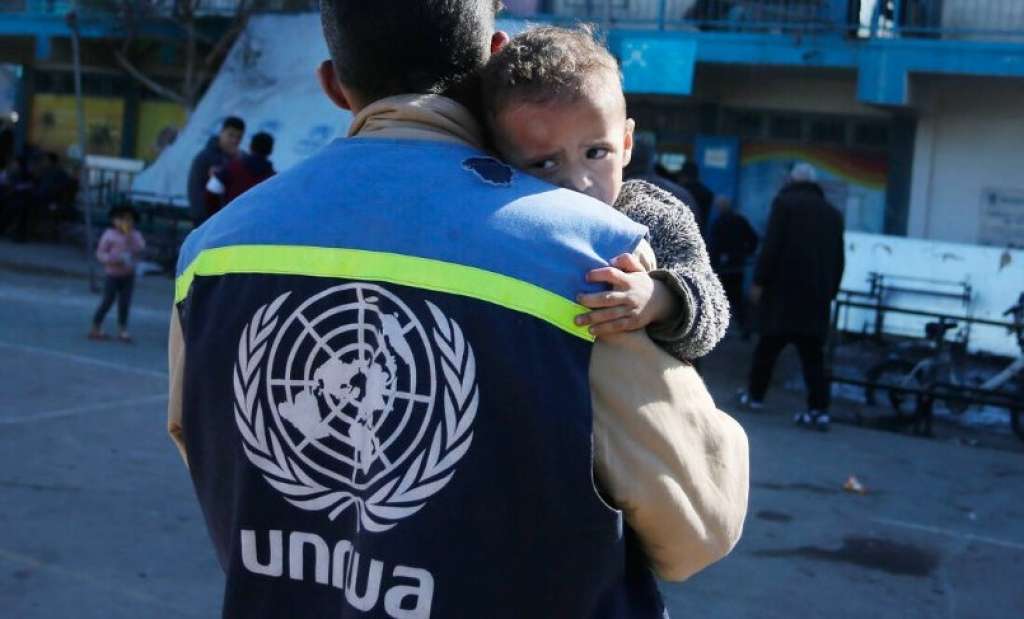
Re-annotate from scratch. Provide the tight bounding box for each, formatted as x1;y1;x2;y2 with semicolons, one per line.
136;100;187;162
30;94;124;157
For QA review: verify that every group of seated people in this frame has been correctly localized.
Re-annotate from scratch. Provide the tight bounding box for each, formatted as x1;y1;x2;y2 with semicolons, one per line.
0;146;79;243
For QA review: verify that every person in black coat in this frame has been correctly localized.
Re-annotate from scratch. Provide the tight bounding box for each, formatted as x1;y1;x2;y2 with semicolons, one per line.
624;134;698;221
187;116;245;225
678;160;714;236
709;195;758;337
741;163;845;431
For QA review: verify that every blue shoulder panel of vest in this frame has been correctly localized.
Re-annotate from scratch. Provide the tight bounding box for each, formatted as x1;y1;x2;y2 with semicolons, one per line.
177;138;647;302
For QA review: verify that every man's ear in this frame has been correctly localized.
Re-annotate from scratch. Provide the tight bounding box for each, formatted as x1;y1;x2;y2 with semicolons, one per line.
622;118;636;168
490;31;510;56
317;60;354;111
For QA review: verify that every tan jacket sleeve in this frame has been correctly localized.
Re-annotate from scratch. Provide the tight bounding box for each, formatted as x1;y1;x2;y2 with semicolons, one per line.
589;240;749;582
168;305;189;467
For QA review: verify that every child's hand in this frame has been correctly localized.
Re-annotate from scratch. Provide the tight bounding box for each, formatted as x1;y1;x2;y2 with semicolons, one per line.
575;254;678;337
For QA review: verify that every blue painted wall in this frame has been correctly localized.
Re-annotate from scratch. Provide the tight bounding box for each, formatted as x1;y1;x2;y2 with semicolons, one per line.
607;30;1024;105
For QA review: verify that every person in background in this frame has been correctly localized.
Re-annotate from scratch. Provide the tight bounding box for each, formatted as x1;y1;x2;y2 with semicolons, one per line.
205;132;276;216
34;153;69;201
739;163;845;431
0;152;37;242
624;132;698;220
677;160;714;235
89;205;146;343
34;152;75;227
0;125;14;173
187;116;244;225
709;195;758;339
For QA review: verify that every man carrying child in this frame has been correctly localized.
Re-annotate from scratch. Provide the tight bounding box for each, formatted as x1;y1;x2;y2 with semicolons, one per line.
169;2;748;616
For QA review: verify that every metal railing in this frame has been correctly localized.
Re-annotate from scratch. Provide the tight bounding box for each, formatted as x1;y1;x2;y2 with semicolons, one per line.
504;1;846;31
502;0;1024;41
870;0;1024;40
7;1;1022;40
827;297;1023;439
4;0;320;17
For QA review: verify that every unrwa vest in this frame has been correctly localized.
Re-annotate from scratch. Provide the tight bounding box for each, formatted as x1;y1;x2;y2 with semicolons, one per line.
175;138;666;618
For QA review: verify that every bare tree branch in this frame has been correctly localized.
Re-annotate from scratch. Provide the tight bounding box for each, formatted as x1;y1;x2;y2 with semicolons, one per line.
105;0;252;112
201;10;249;73
112;47;188;105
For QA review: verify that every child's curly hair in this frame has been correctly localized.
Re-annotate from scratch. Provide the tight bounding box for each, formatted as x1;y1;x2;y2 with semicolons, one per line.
480;25;623;119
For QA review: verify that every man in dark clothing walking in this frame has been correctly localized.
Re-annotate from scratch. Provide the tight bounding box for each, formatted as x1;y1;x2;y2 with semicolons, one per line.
186;116;244;225
740;163;845;431
678;160;714;234
709;195;758;337
205;131;275;216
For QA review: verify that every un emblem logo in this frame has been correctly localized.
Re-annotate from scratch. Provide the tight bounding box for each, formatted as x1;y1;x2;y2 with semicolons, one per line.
233;284;478;532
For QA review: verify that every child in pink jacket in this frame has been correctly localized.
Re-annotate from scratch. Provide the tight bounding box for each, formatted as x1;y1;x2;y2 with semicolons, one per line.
89;205;146;342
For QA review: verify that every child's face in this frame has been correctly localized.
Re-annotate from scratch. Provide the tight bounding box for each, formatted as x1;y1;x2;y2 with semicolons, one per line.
114;215;134;233
493;88;634;206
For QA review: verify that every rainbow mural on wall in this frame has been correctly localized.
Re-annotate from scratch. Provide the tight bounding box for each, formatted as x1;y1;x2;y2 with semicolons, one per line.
738;143;888;235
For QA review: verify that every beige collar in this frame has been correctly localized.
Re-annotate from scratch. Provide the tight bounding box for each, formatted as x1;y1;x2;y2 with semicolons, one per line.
347;94;485;150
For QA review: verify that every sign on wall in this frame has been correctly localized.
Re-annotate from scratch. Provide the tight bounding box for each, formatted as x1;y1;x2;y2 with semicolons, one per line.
30;94;125;158
619;37;696;96
978;188;1024;249
136;100;187;163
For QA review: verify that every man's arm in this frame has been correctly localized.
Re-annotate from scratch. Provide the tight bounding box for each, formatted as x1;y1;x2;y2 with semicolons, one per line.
95;230;115;264
590;240;750;581
186;154;209;222
743;217;759;257
168;305;188;467
753;199;786;287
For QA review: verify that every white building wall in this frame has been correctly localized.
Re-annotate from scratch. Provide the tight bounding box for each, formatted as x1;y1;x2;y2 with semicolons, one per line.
907;76;1024;245
842;232;1023;357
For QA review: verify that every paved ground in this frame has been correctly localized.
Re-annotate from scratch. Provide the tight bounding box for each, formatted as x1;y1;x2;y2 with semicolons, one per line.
1;240;1022;618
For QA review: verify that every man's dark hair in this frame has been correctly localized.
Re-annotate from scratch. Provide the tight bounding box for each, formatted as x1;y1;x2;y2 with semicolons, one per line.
480;25;623;120
250;132;274;157
319;0;501;104
680;160;700;180
222;116;245;132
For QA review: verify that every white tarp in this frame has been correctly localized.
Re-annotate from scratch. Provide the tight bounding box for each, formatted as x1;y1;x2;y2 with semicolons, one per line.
840;231;1024;357
131;14;534;204
131;13;352;203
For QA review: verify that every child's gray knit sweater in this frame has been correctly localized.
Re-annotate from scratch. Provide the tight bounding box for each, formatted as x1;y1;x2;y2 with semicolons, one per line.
614;179;730;361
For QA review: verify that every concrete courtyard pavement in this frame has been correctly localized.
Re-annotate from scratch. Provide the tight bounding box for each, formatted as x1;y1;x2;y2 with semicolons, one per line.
1;241;1021;618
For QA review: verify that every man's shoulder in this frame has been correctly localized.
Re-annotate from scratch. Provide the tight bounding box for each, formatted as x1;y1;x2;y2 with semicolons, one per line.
178;139;648;280
275;138;636;220
512;182;647;242
191;143;217;162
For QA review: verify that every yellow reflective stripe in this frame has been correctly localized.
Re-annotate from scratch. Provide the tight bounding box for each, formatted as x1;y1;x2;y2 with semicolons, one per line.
175;245;594;341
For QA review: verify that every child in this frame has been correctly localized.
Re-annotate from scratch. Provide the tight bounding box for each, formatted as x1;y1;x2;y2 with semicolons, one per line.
480;26;729;361
89;205;146;342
